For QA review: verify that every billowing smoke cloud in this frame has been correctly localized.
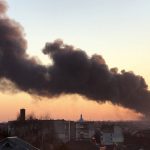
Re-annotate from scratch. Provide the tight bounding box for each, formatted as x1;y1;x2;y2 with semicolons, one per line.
0;0;7;14
0;1;150;116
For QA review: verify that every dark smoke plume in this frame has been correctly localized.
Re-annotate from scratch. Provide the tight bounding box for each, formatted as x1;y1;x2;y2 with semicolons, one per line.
0;0;7;14
0;1;150;116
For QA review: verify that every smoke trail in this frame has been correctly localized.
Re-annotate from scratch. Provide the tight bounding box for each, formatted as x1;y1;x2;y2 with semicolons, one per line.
0;0;7;14
43;40;150;115
0;1;48;95
0;1;150;116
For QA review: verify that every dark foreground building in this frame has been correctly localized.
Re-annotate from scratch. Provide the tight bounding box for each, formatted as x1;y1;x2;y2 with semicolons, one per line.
0;137;39;150
66;141;99;150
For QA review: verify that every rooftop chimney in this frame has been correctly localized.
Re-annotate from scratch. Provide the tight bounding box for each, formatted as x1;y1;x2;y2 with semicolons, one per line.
20;108;25;121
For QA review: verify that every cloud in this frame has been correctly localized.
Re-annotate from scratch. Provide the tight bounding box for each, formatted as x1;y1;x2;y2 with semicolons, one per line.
0;1;150;117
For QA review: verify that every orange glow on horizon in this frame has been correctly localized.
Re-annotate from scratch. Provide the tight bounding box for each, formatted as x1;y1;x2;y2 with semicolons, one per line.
0;92;143;122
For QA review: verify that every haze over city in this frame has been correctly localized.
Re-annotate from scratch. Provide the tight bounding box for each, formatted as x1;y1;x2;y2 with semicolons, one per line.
0;0;150;122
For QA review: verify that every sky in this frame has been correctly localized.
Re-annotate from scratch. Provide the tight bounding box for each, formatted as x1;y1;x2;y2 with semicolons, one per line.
0;0;150;121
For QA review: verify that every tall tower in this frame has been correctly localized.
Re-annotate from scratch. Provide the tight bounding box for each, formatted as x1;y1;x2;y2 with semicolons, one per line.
79;114;84;123
20;108;25;121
